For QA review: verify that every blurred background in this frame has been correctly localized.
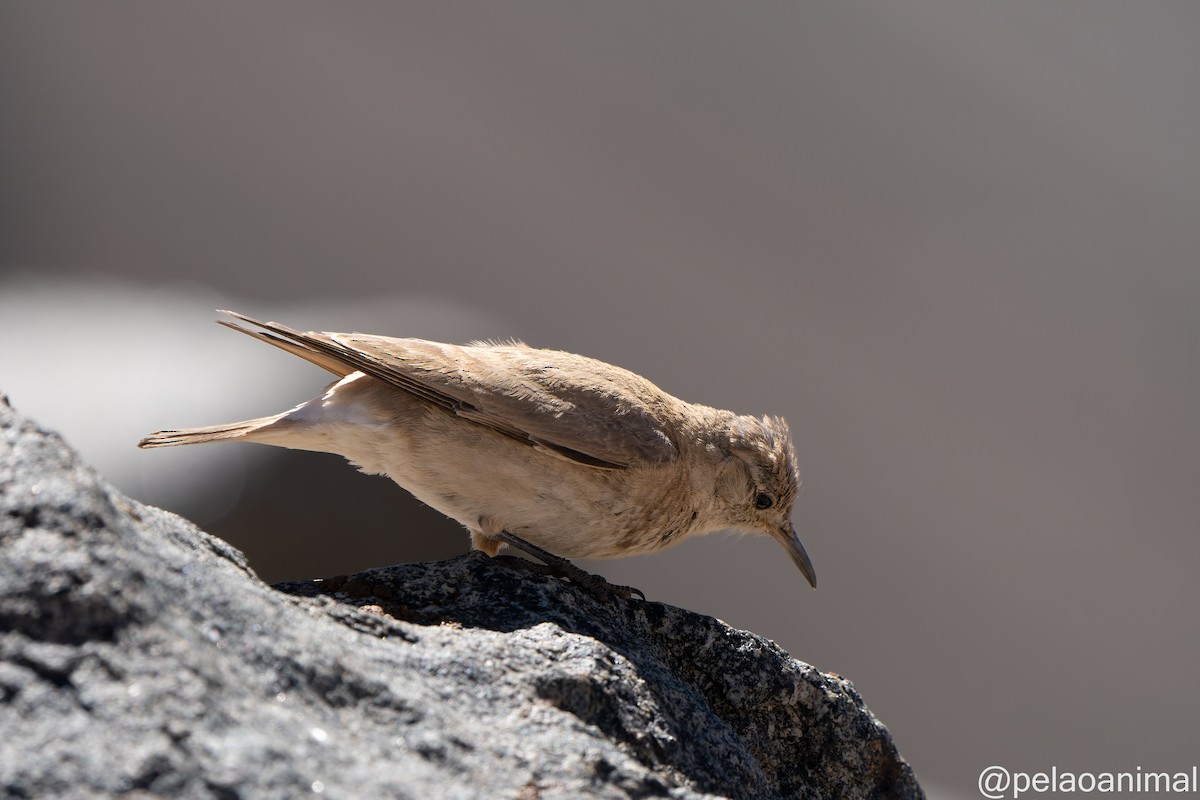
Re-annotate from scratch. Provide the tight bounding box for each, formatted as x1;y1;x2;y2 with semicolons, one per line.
2;3;1198;796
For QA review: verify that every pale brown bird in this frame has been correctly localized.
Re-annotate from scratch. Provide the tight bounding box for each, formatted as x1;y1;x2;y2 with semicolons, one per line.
139;311;816;597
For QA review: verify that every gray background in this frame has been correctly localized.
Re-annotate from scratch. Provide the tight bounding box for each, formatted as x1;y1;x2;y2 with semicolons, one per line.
3;3;1198;797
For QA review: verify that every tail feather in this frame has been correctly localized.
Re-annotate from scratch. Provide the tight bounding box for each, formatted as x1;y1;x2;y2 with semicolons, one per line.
138;416;280;449
140;310;356;452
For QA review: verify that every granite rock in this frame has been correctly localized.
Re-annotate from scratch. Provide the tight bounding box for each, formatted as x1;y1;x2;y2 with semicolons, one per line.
0;395;922;799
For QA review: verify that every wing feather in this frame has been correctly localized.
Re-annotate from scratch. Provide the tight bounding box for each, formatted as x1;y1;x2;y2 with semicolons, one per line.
218;311;679;470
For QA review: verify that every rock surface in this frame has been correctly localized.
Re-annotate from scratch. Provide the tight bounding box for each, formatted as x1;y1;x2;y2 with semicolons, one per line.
0;395;923;800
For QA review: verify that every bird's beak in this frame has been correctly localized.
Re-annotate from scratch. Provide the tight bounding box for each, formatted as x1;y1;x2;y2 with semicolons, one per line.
771;522;817;589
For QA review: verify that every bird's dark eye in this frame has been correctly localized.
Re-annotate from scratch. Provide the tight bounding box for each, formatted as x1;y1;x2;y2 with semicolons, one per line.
755;492;774;510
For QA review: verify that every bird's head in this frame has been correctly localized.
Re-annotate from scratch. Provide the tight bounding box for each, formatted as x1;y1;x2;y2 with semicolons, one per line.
712;414;816;588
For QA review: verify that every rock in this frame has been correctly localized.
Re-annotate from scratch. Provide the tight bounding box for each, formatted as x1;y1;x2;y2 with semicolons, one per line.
0;395;923;799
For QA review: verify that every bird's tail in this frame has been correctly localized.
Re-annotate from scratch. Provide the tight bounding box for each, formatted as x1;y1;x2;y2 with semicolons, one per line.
137;415;282;449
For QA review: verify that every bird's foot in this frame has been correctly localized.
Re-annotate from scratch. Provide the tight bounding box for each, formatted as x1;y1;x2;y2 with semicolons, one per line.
494;530;646;601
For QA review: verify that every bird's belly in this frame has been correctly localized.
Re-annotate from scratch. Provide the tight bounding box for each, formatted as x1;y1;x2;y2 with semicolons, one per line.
315;396;691;560
413;466;650;559
396;455;678;560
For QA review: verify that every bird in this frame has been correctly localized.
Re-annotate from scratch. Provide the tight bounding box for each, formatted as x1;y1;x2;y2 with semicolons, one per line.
139;311;816;598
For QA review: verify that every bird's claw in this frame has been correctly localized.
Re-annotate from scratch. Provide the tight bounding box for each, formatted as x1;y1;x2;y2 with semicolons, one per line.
493;529;646;602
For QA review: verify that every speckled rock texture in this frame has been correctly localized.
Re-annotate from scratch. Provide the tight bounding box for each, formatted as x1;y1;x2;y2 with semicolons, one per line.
0;396;923;800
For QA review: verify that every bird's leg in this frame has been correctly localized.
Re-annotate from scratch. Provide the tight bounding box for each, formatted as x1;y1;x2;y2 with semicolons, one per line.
488;527;645;601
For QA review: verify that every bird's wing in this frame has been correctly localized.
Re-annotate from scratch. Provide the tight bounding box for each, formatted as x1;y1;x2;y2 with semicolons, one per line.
218;311;679;470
